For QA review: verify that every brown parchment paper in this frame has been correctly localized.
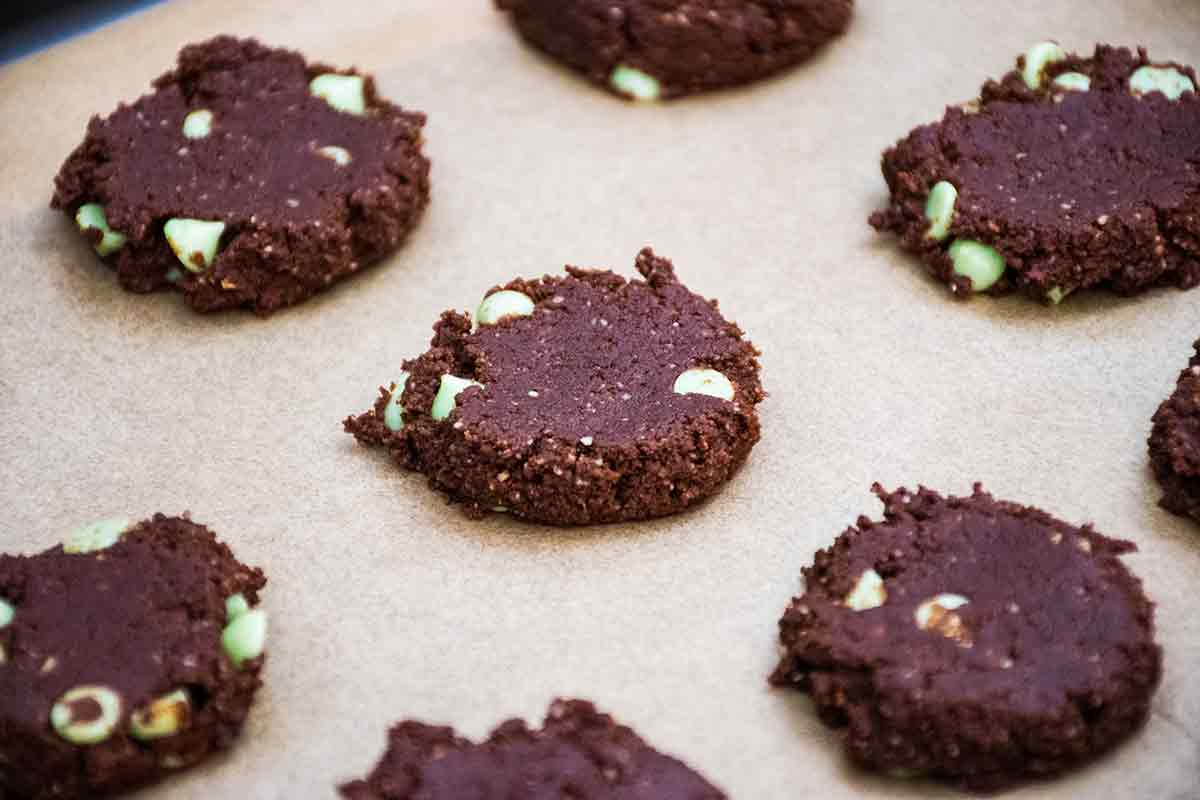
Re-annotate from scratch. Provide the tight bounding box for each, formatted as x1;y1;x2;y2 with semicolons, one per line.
1;1;1199;797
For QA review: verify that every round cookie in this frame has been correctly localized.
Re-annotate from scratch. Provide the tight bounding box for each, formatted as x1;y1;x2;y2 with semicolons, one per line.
770;485;1161;791
870;44;1200;302
338;699;727;798
0;514;268;799
344;247;765;525
1149;338;1200;524
494;0;854;100
52;36;431;314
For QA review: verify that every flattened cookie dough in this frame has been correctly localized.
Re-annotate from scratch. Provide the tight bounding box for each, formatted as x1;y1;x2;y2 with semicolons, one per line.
1149;338;1200;524
0;514;268;799
52;36;430;314
338;699;727;798
870;44;1200;301
345;247;764;525
770;485;1161;791
495;0;853;100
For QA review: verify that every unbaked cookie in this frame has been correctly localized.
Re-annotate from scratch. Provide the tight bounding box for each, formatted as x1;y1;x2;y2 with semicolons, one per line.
870;44;1199;302
52;36;430;314
345;248;765;524
770;485;1161;791
1149;338;1200;525
0;514;268;799
339;699;727;798
495;0;853;100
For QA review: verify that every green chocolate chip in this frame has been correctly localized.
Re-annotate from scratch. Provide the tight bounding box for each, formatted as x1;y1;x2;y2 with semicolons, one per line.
948;240;1006;292
0;599;13;628
384;373;410;432
673;368;735;401
165;266;184;284
75;203;127;257
130;689;191;741
1052;72;1091;92
476;290;535;327
222;608;268;668
316;145;352;166
610;65;661;101
1130;66;1196;101
50;686;123;745
1022;41;1067;90
924;181;958;241
1046;286;1072;305
431;375;484;421
225;593;250;622
182;109;214;139
63;517;131;554
164;218;225;273
309;74;367;115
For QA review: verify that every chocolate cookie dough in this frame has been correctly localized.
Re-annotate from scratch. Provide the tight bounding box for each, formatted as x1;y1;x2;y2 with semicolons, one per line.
338;699;727;798
1149;339;1200;524
345;248;764;525
495;0;853;100
770;485;1161;791
52;36;430;314
870;44;1200;302
0;514;268;799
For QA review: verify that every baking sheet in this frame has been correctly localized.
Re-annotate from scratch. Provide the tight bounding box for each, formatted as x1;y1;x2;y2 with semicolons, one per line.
1;1;1199;797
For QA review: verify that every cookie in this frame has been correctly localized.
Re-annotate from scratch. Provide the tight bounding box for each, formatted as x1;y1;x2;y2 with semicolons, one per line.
344;248;764;525
52;36;430;314
494;0;853;100
0;514;268;799
1149;339;1200;524
869;44;1200;302
770;485;1161;791
338;698;727;798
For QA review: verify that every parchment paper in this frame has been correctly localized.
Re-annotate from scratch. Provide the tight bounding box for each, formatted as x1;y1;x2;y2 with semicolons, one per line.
1;1;1198;797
